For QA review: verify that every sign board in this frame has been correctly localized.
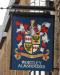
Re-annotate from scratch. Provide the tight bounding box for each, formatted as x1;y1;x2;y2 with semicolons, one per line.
10;13;54;71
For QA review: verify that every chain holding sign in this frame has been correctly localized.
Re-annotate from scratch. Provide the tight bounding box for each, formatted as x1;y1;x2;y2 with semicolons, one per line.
10;13;54;71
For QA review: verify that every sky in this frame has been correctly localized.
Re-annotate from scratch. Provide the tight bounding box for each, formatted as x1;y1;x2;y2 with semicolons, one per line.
0;0;10;26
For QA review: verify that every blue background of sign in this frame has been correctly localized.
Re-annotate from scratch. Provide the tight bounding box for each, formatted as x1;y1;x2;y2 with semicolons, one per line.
10;14;54;71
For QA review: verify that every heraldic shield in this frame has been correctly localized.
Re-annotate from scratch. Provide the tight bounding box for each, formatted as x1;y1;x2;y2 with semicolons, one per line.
24;34;40;54
14;19;50;60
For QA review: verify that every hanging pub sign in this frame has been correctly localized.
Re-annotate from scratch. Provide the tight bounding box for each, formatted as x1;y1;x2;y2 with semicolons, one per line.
10;13;54;71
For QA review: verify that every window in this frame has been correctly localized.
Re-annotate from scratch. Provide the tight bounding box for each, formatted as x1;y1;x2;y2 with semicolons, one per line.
30;0;46;12
30;0;46;6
